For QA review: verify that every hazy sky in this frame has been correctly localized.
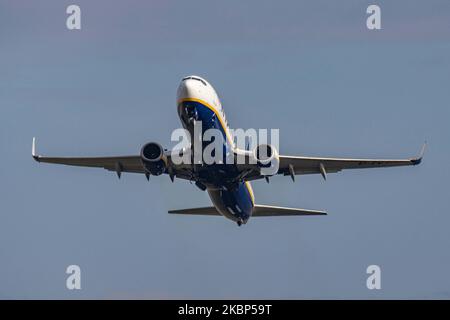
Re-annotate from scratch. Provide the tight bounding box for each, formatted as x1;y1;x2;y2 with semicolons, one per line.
1;0;450;299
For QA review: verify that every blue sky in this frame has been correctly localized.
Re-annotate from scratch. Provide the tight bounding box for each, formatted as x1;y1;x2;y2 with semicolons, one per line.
1;0;450;298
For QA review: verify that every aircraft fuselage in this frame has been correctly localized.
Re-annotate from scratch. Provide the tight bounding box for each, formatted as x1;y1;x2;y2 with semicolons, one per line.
176;76;254;225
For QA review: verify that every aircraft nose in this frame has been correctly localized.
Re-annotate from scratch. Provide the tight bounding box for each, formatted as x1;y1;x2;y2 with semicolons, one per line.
177;78;198;100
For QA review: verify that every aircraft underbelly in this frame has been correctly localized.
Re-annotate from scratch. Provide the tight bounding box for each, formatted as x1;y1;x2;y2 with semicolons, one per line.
178;100;254;223
207;186;253;222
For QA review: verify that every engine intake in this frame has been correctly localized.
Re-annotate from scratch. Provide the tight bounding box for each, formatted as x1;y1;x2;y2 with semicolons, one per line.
140;142;167;176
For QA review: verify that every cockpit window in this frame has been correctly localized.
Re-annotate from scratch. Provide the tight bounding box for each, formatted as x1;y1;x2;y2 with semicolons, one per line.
182;76;207;86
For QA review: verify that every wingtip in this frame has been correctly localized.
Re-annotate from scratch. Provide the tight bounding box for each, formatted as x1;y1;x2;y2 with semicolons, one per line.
411;141;427;165
32;137;39;162
420;141;427;158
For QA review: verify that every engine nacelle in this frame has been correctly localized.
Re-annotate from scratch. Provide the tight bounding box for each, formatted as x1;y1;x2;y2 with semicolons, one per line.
253;143;280;176
140;142;167;176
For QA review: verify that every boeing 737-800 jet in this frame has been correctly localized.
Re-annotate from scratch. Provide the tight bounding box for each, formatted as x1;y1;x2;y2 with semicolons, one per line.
32;75;425;226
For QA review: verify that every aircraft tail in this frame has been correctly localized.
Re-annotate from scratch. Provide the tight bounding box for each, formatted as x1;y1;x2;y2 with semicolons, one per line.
168;205;326;217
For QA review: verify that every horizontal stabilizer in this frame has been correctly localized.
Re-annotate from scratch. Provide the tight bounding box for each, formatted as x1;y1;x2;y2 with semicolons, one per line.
168;205;327;217
168;206;221;216
252;205;327;217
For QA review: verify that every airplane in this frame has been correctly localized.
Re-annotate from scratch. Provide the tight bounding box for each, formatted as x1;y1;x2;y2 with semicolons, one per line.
32;75;425;226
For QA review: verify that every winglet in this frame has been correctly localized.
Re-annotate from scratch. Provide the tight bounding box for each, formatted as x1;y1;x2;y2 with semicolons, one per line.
32;137;40;162
411;142;426;165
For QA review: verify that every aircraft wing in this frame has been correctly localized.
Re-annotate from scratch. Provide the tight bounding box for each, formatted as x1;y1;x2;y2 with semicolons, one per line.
242;143;426;181
34;154;145;173
32;137;201;181
32;138;145;175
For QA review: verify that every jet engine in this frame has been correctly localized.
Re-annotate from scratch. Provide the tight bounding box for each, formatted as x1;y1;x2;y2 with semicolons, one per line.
140;142;167;176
